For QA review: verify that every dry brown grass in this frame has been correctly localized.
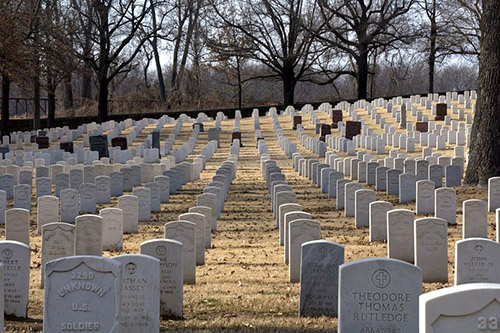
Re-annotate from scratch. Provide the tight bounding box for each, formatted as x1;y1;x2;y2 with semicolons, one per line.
3;106;490;332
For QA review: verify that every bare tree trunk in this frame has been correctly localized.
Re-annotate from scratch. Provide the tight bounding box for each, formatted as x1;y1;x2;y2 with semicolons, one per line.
283;67;295;106
1;74;10;138
150;0;166;103
47;74;56;128
33;74;41;130
97;75;109;122
357;48;369;100
465;0;500;186
64;73;74;110
236;56;242;110
428;0;437;93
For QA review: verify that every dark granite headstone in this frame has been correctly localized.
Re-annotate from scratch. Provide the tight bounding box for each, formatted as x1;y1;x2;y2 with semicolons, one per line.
435;103;447;121
90;135;109;158
416;122;429;133
345;121;361;140
152;131;160;150
60;142;74;153
193;123;204;132
320;124;331;141
0;146;9;157
232;132;242;147
30;135;36;143
36;136;50;149
111;137;128;150
331;110;343;128
293;116;302;130
38;130;47;137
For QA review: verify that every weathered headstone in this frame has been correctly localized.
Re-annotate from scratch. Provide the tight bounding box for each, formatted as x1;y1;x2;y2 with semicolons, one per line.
41;222;75;288
288;219;320;283
419;283;500;332
133;187;151;222
299;240;344;317
164;221;196;285
140;239;183;318
462;199;488;239
338;258;422;333
113;254;160;332
5;208;30;245
414;217;448;282
435;187;456;225
118;195;138;233
75;214;103;256
355;189;375;228
60;188;79;223
0;240;30;317
188;206;212;248
416;180;435;214
455;238;500;285
387;209;415;263
100;208;123;251
43;256;121;332
369;201;393;242
37;195;59;234
178;213;205;265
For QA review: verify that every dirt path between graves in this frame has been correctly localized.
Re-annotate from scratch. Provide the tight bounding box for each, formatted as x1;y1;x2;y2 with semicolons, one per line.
5;113;492;332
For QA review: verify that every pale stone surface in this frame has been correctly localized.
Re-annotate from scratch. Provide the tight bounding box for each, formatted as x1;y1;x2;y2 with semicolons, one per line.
419;283;500;333
488;176;500;212
435;187;456;224
188;206;212;248
344;182;363;217
284;211;311;264
5;208;30;245
14;184;31;211
288;219;320;283
164;221;196;285
0;240;30;317
414;217;448;283
197;193;217;231
387;209;415;263
355;189;375;228
60;188;79;223
43;256;122;332
95;175;111;204
179;213;206;265
369;201;393;242
41;222;75;288
278;203;302;245
140;239;183;318
113;254;160;332
339;258;422;333
386;169;402;195
133;187;151;222
79;183;96;213
100;208;123;251
462;199;487;239
299;240;344;317
118;195;139;233
336;179;349;209
75;214;103;256
455;238;500;285
399;173;416;203
416;180;435;214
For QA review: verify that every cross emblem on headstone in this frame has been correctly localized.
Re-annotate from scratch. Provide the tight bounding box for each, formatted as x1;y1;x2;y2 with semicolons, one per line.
319;246;327;258
372;269;391;288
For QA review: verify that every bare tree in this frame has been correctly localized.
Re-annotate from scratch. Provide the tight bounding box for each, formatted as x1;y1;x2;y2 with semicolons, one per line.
69;0;154;121
465;0;499;186
206;0;328;106
316;0;416;100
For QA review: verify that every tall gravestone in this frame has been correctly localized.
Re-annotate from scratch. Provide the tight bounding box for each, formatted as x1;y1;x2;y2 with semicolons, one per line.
338;258;422;333
0;240;30;317
75;215;103;256
414;217;448;283
113;254;160;332
164;221;196;285
140;239;183;318
43;256;122;332
299;240;344;317
41;222;75;288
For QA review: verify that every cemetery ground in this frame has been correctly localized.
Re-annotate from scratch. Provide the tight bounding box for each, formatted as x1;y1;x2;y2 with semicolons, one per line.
3;109;490;332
